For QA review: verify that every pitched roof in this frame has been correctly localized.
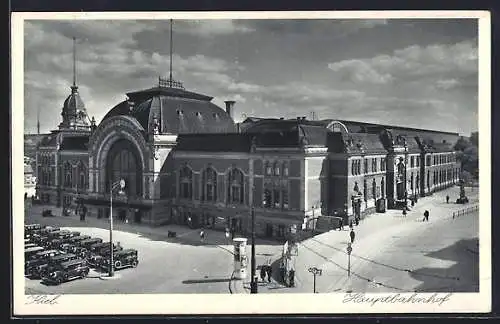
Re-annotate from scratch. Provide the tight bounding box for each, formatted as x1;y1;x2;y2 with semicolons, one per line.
175;133;253;152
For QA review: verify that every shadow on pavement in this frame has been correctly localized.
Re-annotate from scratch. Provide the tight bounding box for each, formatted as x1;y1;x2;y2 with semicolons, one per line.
409;238;479;293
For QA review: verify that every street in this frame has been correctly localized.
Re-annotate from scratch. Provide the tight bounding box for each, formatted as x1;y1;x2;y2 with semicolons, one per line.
23;186;479;295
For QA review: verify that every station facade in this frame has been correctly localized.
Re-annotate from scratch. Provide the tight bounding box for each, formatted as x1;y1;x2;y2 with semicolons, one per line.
35;77;461;240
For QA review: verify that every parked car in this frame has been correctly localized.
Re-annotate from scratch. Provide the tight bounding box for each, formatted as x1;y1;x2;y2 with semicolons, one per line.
25;224;42;234
41;259;90;285
25;246;45;260
36;253;80;278
99;249;138;271
79;238;104;250
87;243;123;266
39;226;60;235
59;243;75;253
25;243;37;249
25;249;62;277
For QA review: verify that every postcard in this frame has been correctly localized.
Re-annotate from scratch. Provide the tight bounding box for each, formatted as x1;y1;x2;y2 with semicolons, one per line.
12;10;491;315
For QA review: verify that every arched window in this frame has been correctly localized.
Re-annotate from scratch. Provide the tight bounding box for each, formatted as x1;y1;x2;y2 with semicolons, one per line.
179;166;193;199
381;177;385;198
202;167;217;202
283;162;289;177
106;139;143;197
228;168;244;204
64;162;72;187
77;162;86;190
274;162;280;176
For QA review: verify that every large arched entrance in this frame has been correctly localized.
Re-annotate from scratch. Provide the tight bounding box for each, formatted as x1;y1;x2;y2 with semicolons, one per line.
105;139;144;222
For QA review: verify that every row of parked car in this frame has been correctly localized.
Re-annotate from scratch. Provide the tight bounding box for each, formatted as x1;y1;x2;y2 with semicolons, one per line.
24;223;139;285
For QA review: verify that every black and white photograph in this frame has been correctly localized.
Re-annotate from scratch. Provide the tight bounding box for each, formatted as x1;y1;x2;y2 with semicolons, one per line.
12;11;491;315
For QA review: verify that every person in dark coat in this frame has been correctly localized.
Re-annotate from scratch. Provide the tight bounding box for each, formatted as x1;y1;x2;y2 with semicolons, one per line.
338;218;344;231
423;210;429;222
349;221;353;230
289;270;295;287
446;195;450;204
350;229;355;244
260;266;266;282
355;217;359;226
402;208;407;217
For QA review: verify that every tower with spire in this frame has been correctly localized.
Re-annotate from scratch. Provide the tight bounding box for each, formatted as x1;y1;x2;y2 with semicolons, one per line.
58;37;91;131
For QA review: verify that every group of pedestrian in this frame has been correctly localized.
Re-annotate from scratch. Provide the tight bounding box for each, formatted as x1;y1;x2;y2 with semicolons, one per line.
339;216;359;231
260;259;273;283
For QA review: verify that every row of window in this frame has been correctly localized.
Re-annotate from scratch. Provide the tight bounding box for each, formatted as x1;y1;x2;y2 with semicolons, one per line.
38;154;55;166
179;167;245;205
63;162;88;189
351;157;387;176
178;166;291;210
409;156;421;168
427;153;455;166
433;154;455;166
264;161;289;177
433;168;458;185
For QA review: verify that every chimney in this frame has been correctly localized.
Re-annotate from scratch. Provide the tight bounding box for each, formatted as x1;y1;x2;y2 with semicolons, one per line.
224;100;235;119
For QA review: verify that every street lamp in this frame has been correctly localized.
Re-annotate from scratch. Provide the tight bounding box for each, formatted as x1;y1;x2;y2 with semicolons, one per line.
109;178;126;277
250;205;258;293
308;267;322;293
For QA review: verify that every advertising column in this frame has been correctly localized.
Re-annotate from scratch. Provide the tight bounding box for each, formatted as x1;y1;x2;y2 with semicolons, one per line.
233;238;248;279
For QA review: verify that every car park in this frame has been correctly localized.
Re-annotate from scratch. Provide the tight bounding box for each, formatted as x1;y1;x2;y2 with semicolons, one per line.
41;259;90;285
99;249;138;271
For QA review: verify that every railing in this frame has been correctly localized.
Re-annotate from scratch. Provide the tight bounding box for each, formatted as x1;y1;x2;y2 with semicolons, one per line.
452;205;479;219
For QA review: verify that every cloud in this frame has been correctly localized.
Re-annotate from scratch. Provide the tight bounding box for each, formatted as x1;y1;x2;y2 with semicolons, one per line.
327;39;478;86
436;78;460;90
175;20;256;36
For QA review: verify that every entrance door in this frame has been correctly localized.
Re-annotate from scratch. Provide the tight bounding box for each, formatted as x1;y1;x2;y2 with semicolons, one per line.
119;210;127;222
134;210;141;223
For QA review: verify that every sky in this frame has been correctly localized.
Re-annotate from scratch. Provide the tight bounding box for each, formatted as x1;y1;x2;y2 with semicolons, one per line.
23;18;479;135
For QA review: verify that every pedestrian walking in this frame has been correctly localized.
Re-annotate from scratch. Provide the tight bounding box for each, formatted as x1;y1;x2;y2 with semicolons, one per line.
200;229;206;242
355;216;359;226
338;218;344;231
402;208;407;217
350;229;355;244
260;266;266;282
423;210;429;222
349;220;353;230
446;195;450;204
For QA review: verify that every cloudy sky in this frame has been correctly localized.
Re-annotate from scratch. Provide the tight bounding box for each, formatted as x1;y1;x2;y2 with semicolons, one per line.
23;18;478;135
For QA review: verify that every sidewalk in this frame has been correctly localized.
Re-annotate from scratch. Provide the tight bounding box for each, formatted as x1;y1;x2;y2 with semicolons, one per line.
25;203;279;250
287;186;479;294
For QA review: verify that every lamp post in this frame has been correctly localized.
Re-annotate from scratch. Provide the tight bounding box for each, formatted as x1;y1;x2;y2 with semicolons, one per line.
250;205;258;293
109;178;126;277
347;243;352;277
308;267;322;293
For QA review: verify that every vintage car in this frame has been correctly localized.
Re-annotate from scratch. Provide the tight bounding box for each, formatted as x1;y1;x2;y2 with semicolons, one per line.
87;243;124;266
24;246;45;260
24;224;42;234
25;249;62;276
47;229;71;240
25;243;37;249
36;253;80;278
41;259;90;285
68;235;91;246
59;243;75;253
79;238;104;250
39;226;60;236
99;249;138;271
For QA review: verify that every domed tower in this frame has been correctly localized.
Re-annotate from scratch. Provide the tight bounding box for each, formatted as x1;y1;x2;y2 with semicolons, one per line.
58;37;90;131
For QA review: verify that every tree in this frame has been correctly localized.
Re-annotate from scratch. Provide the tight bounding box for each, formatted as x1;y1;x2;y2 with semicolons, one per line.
454;132;479;181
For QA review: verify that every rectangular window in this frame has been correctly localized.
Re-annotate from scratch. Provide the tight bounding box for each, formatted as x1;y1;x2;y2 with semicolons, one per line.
372;158;377;173
282;189;289;209
416;157;420;167
351;160;355;176
284;165;289;176
263;189;272;208
231;186;241;204
364;159;368;174
410;156;414;168
273;189;281;208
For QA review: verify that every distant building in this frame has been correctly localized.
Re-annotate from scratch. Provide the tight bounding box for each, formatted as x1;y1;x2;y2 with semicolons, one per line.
24;161;36;198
